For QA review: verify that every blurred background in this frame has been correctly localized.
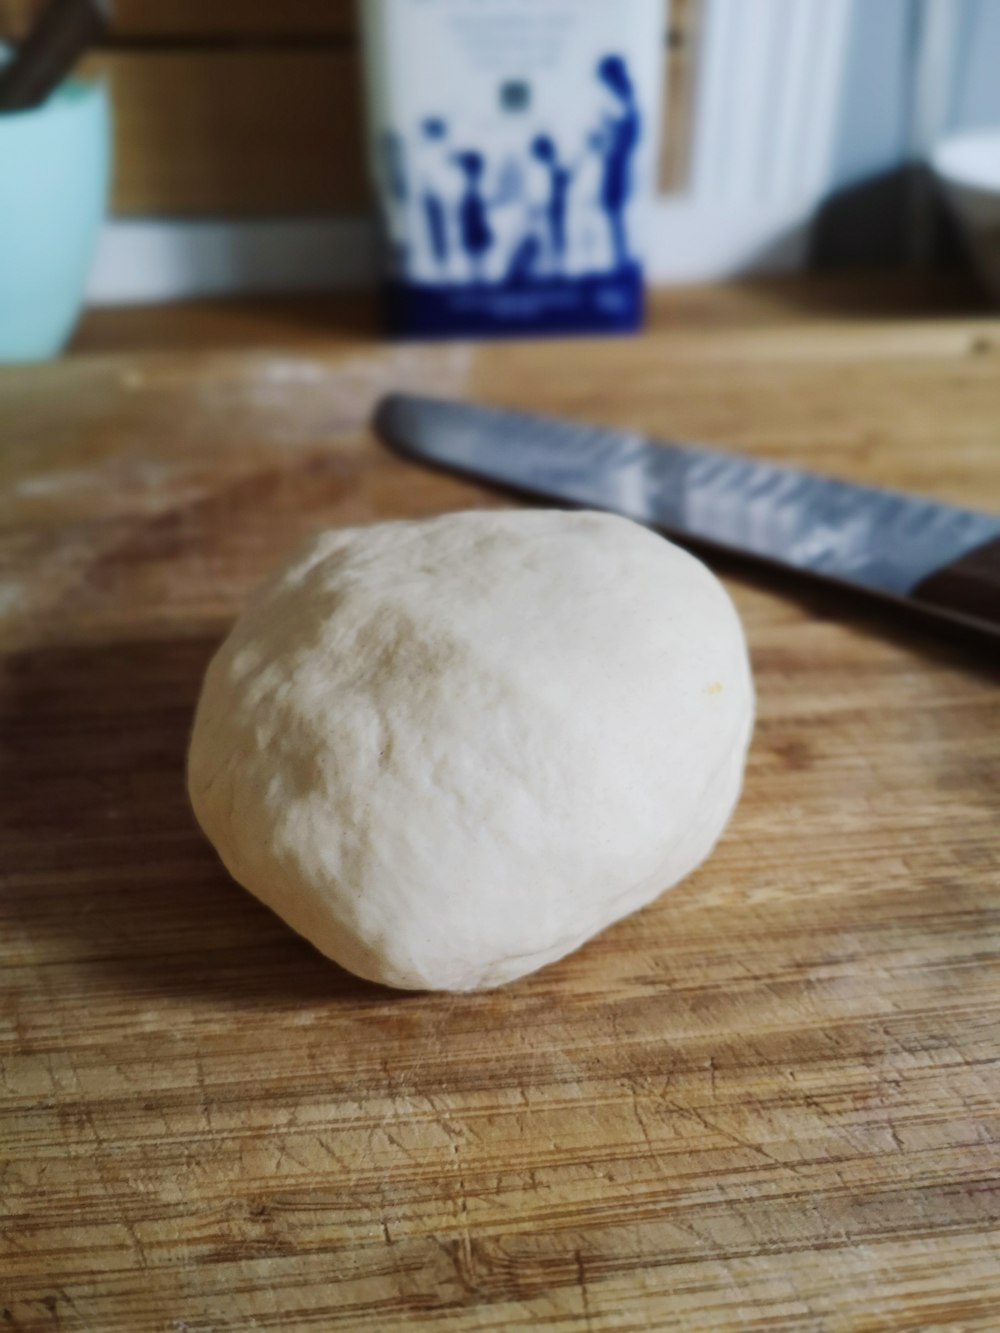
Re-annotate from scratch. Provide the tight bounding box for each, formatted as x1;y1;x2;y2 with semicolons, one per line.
2;0;999;311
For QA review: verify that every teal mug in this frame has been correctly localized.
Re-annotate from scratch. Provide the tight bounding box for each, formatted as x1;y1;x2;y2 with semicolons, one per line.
0;74;109;361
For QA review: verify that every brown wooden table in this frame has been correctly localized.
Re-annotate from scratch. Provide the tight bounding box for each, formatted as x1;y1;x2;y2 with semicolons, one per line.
2;279;999;1331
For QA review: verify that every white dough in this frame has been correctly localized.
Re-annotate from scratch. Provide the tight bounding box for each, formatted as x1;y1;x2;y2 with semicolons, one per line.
188;510;754;991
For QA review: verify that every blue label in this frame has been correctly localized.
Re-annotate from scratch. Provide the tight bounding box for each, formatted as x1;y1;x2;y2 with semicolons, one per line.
384;265;644;337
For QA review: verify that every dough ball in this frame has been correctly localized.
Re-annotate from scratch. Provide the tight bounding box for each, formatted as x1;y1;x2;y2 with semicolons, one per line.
188;510;754;991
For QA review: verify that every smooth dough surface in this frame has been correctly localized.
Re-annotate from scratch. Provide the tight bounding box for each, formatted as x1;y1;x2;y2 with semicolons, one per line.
188;509;754;991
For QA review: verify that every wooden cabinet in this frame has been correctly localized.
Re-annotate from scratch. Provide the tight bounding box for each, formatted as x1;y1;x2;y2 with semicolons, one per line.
0;0;694;217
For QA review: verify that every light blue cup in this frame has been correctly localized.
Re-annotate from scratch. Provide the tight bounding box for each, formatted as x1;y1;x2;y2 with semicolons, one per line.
0;75;110;361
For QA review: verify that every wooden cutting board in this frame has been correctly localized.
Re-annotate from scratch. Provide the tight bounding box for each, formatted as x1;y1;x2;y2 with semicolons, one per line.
2;282;999;1331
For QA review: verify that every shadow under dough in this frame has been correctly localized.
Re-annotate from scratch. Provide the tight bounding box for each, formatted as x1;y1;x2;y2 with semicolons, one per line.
1;633;403;1008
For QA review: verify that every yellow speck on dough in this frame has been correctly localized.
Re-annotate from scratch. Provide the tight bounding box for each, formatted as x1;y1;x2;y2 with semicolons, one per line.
706;681;723;695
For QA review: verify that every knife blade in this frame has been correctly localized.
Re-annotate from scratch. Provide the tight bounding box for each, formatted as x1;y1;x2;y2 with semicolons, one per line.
374;394;1000;640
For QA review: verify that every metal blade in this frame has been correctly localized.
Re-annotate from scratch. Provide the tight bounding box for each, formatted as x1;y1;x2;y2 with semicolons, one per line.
375;394;1000;600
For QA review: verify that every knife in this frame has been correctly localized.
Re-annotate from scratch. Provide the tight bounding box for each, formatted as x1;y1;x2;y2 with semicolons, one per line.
374;394;1000;641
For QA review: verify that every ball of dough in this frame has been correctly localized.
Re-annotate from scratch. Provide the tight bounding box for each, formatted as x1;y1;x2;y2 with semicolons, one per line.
188;510;753;991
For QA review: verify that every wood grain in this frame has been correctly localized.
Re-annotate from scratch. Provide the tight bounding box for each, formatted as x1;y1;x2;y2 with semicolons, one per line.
660;0;701;195
0;0;356;39
3;1;689;218
0;0;689;44
3;3;687;218
80;50;367;217
82;47;679;218
107;0;356;38
2;281;999;1331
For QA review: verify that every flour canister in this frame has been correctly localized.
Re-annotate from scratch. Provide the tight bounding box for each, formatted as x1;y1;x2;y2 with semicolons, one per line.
360;0;666;337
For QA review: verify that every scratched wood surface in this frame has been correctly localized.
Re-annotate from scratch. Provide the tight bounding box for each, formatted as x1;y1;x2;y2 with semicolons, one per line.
2;281;999;1331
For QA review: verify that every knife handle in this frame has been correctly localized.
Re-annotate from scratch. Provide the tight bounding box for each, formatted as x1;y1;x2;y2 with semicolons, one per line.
0;0;109;113
912;536;1000;633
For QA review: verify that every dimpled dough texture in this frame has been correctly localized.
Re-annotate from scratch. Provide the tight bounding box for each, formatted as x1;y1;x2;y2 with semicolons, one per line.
188;510;754;991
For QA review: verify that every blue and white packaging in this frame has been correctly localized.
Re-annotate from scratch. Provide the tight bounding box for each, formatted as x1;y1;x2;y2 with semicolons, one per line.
360;0;665;338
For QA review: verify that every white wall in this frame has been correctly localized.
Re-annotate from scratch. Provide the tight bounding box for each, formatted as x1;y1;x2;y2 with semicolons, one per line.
951;0;1000;131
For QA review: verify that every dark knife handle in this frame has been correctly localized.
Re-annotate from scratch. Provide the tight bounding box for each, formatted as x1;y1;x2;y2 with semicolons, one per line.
0;0;109;113
912;536;1000;633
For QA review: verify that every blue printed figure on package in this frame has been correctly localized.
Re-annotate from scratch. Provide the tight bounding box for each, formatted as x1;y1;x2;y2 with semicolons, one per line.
386;53;641;290
420;117;451;270
530;135;574;274
452;151;494;281
595;55;640;271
